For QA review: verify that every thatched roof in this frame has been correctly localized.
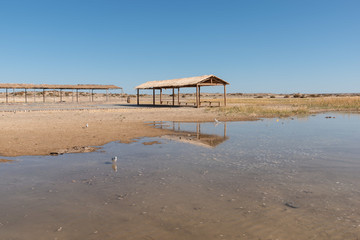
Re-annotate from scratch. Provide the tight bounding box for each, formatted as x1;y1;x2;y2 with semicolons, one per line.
0;83;122;90
135;75;229;89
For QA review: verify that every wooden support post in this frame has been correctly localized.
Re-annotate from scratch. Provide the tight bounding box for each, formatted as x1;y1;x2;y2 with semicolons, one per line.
224;84;227;107
76;89;79;102
196;85;199;108
199;86;201;107
178;88;180;105
160;89;162;104
153;89;155;105
137;89;139;105
25;89;27;103
89;90;91;102
53;89;56;102
43;89;45;102
5;88;8;104
91;89;94;102
72;90;74;102
60;89;63;102
172;88;175;106
224;122;227;138
33;89;36;102
106;89;108;101
13;88;15;102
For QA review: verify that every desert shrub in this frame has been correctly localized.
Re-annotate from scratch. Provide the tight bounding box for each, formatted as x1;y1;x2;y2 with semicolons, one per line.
270;95;275;98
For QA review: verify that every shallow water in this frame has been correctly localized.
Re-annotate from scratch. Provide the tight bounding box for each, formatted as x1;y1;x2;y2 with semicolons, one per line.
1;113;360;240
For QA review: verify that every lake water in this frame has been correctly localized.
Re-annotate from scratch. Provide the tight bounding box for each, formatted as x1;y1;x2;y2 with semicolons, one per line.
1;113;360;240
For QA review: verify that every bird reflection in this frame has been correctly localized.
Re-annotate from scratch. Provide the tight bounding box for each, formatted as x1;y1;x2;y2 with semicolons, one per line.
112;156;118;172
112;162;117;172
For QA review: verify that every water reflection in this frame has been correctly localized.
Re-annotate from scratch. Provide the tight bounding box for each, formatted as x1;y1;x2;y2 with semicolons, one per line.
150;121;228;148
0;159;14;163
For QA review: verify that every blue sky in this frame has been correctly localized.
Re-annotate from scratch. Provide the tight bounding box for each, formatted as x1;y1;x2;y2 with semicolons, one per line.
0;0;359;94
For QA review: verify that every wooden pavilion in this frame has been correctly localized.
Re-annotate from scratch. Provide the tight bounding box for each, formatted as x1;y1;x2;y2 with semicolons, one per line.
135;75;229;108
0;83;122;103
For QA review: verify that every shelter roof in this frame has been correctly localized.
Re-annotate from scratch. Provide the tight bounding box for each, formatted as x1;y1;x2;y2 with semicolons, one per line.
0;83;122;90
135;75;229;89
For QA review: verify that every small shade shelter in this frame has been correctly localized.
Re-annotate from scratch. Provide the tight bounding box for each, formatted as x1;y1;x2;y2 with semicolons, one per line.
135;75;229;107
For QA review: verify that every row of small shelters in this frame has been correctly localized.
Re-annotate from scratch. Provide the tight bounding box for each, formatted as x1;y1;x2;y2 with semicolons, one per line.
1;75;229;107
0;84;122;103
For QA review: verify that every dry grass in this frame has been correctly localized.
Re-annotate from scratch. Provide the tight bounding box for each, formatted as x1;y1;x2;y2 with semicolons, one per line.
217;105;309;118
216;97;360;118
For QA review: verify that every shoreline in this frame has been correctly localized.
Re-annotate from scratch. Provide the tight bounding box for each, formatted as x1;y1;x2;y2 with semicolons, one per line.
1;99;359;157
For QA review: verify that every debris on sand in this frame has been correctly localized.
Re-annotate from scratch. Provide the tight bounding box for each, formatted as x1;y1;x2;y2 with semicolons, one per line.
284;202;299;209
49;146;99;156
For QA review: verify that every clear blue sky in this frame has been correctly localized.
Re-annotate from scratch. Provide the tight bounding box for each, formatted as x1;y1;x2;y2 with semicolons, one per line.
0;0;359;94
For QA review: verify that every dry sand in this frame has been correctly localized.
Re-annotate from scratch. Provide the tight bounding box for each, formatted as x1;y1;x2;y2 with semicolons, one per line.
0;105;251;157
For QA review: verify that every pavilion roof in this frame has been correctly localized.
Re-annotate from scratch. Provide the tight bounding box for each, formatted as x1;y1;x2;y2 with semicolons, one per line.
135;75;229;89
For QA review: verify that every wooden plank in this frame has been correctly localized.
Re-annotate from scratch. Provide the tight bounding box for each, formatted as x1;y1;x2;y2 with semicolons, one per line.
198;83;224;86
5;88;8;104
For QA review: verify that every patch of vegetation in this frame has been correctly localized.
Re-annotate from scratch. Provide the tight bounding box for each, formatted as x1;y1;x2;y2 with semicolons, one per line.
216;105;309;118
212;96;360;118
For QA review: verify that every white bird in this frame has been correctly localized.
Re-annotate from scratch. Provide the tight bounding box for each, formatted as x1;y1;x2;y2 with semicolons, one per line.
112;156;118;162
214;118;220;123
86;123;89;128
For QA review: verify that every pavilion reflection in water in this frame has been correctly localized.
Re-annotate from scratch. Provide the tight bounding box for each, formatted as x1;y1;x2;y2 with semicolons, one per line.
151;121;228;148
